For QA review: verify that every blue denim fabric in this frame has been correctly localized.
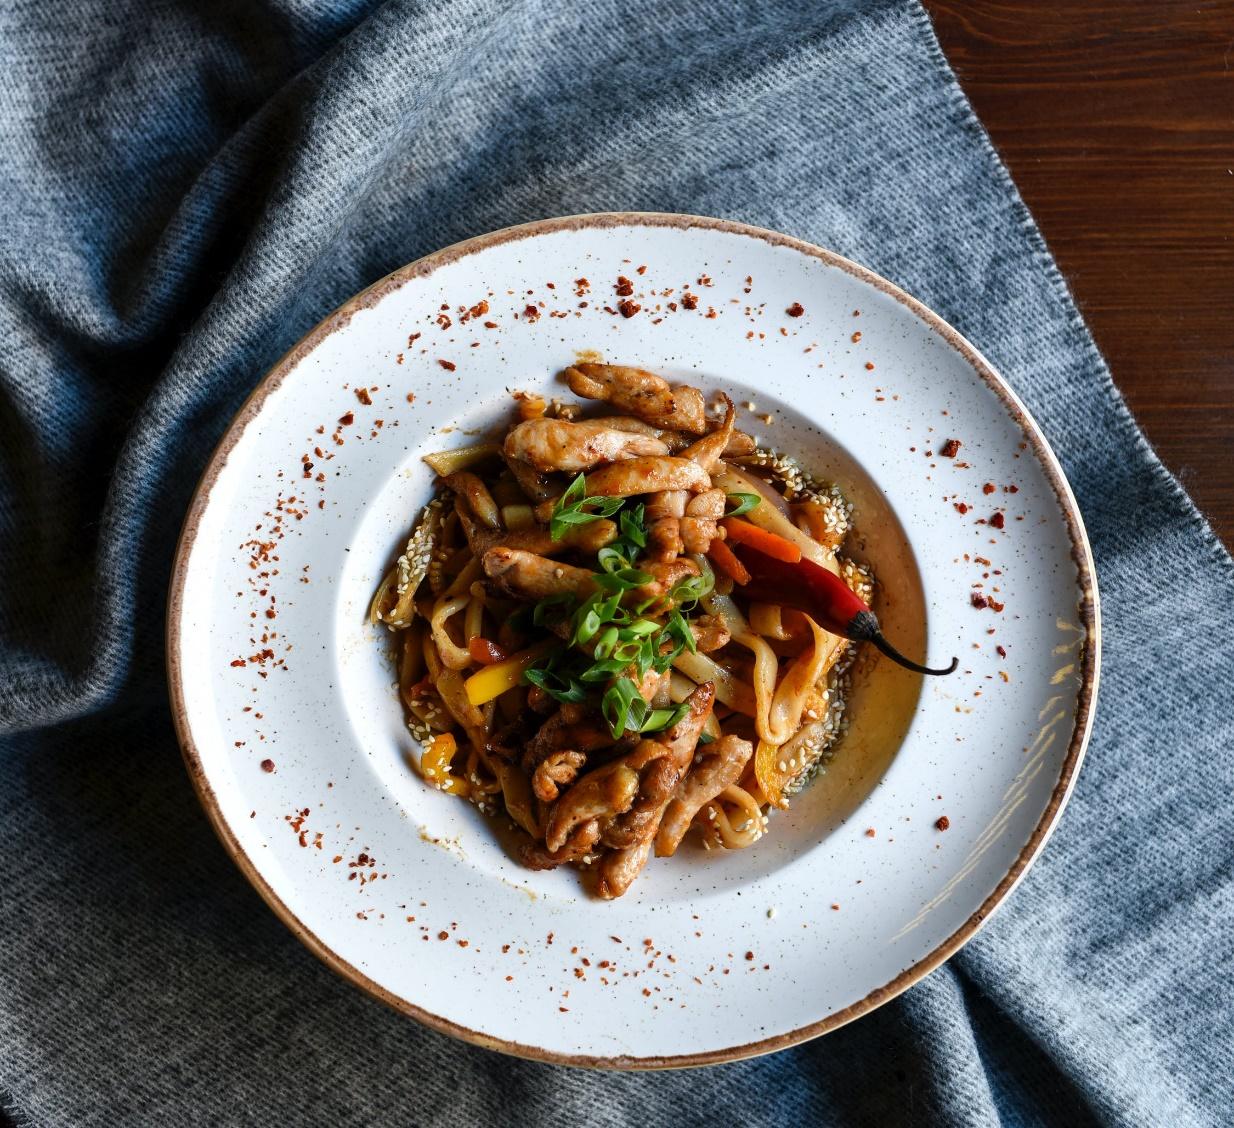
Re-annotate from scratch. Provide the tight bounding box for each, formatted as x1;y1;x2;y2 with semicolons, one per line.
1;1;1231;1124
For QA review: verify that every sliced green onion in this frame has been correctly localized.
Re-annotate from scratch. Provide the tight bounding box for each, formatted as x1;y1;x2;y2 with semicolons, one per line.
523;664;588;704
725;492;761;517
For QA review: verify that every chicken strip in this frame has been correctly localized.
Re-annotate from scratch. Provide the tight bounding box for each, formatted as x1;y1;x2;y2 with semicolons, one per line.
689;613;731;653
632;557;699;610
681;487;726;554
594;683;716;897
646;488;687;561
524;704;615;774
545;758;642;852
634;666;672;709
601;682;715;850
598;754;682;850
595;838;655;899
457;505;616;558
531;749;586;803
562;364;708;433
520;819;600;870
504;417;669;473
482;547;596;601
604;414;756;458
654;735;755;856
678;394;736;474
583;456;710;498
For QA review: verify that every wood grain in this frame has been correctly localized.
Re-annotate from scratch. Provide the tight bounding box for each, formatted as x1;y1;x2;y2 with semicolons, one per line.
923;0;1234;546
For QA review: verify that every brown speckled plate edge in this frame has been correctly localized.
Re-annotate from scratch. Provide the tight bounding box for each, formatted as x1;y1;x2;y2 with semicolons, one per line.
166;211;1100;1070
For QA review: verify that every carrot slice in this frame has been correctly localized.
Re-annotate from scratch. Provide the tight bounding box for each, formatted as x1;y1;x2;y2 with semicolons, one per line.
720;517;802;563
706;537;751;585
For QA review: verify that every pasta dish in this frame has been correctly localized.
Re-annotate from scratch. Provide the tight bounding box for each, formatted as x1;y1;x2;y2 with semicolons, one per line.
371;364;954;898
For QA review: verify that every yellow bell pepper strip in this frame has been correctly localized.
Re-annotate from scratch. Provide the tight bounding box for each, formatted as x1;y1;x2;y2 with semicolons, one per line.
463;640;553;706
420;732;470;796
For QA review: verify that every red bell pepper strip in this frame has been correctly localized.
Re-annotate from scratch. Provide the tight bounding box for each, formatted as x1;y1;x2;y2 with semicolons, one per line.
733;544;957;676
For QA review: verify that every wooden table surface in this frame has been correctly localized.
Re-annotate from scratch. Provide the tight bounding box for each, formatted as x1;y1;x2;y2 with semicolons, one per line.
923;1;1234;547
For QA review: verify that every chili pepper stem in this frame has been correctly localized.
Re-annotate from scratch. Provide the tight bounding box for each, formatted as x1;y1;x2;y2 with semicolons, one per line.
848;610;958;677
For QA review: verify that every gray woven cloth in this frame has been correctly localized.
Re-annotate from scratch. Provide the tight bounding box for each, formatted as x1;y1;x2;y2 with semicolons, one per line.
2;0;1231;1124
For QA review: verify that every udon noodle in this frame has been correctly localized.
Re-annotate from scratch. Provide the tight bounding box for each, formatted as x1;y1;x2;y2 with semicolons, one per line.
371;363;871;897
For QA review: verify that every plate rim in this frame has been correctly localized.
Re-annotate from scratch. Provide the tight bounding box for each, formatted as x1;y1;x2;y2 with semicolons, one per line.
165;210;1101;1070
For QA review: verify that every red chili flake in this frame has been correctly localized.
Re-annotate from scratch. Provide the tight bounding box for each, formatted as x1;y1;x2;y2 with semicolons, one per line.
230;658;246;668
338;411;354;425
615;276;635;297
436;313;452;329
355;387;372;406
971;592;990;610
547;932;554;945
483;320;498;330
407;332;421;346
989;511;1006;530
437;931;448;941
936;816;951;831
954;502;969;514
988;598;1005;613
996;645;1007;657
617;299;641;318
258;759;275;774
457;939;469;948
983;482;996;495
864;361;875;371
744;951;754;961
264;608;277;619
851;330;862;343
786;302;805;318
523;304;540;322
465;299;489;321
940;439;961;458
438;359;456;371
636;265;647;275
865;828;876;837
681;292;699;310
1007;484;1020;493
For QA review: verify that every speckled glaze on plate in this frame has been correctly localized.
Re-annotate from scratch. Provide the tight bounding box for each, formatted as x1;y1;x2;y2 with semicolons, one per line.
167;213;1098;1068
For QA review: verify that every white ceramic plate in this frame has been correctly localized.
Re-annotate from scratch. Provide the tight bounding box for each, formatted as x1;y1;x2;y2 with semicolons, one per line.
168;213;1098;1067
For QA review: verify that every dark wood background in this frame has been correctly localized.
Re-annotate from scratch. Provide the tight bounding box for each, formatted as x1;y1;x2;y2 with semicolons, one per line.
923;1;1234;547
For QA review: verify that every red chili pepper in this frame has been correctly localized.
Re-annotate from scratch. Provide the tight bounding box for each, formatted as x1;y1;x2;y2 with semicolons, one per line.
732;544;957;676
